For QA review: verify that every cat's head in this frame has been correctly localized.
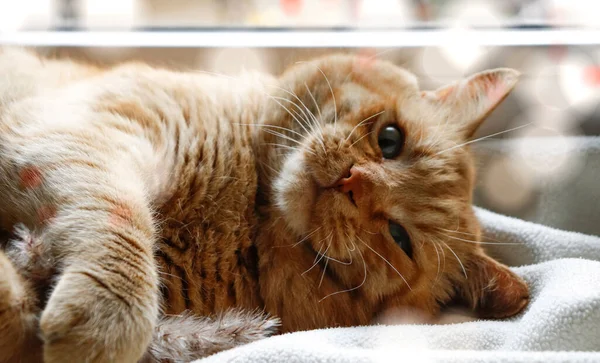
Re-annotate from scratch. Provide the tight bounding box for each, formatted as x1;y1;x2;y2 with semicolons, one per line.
260;54;528;320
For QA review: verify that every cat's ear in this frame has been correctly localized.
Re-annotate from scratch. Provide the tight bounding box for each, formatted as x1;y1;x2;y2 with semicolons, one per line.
457;251;529;319
421;68;520;138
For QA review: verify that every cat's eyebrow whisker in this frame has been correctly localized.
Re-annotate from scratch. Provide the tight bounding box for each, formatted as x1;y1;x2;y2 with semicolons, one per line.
344;110;385;145
305;82;324;131
434;123;532;156
316;66;338;134
356;236;412;291
440;241;467;279
304;82;327;155
319;239;367;302
349;131;374;149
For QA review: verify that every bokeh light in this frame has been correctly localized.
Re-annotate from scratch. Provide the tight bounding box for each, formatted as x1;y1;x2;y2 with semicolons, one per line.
208;48;270;75
481;156;536;213
0;0;38;32
82;0;138;28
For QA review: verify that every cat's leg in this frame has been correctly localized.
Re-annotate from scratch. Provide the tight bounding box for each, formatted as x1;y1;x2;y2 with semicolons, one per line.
35;193;159;363
0;156;160;362
142;309;280;362
0;250;42;363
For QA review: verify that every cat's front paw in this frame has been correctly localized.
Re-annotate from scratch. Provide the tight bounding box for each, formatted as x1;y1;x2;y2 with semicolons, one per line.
40;270;157;363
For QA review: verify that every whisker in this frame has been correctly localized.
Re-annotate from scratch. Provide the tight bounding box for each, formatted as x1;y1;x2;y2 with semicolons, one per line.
262;129;305;147
360;227;378;235
268;84;321;134
304;82;327;154
314;234;353;266
302;241;329;276
323;253;353;265
236;123;306;140
356;236;412;291
344;110;385;144
158;270;184;282
438;240;447;273
350;131;374;149
305;82;324;128
440;232;520;246
434;123;532;156
316;66;337;133
441;241;467;279
344;232;357;252
265;143;315;156
437;227;505;244
319;239;367;302
267;96;313;138
272;227;321;248
292;227;322;248
318;254;329;288
432;241;441;282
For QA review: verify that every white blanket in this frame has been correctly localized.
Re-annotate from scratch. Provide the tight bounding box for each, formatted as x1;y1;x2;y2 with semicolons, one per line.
197;137;600;363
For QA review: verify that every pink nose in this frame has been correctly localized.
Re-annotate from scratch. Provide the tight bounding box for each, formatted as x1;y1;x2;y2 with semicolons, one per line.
335;165;363;195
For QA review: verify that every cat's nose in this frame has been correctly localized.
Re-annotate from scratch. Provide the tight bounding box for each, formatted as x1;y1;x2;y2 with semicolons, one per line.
335;165;364;198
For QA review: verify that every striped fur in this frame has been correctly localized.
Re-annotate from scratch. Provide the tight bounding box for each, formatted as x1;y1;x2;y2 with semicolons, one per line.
0;48;528;362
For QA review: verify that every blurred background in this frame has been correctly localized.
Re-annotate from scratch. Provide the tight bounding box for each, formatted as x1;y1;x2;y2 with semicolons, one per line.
0;0;599;234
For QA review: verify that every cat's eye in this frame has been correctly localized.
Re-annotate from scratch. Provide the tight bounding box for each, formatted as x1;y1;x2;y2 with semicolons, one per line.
389;221;412;259
377;125;404;159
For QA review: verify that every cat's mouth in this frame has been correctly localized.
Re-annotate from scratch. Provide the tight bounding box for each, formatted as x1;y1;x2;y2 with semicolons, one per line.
339;189;357;207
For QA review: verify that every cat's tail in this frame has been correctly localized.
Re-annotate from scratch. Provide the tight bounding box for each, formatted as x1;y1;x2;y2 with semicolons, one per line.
140;308;280;363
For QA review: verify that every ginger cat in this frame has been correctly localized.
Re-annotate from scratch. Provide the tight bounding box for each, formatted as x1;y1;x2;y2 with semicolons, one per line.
0;48;529;363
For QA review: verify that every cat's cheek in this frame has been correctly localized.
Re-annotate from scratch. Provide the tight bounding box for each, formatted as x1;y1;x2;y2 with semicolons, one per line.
273;153;316;235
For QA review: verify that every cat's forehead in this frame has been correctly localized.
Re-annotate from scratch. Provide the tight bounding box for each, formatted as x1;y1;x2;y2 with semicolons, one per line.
285;54;420;97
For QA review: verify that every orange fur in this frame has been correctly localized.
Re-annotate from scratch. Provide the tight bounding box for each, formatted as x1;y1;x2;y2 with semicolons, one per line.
0;48;528;362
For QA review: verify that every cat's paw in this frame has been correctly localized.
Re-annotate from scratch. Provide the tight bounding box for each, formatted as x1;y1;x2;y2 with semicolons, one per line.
40;270;157;363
